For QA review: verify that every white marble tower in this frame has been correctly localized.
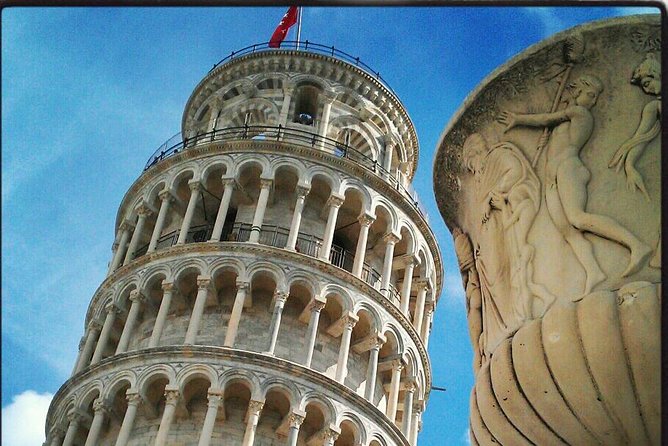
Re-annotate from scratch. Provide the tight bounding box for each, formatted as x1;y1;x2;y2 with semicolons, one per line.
45;42;442;446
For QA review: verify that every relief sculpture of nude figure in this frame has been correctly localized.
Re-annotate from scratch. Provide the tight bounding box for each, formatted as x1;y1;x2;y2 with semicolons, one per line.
498;75;651;294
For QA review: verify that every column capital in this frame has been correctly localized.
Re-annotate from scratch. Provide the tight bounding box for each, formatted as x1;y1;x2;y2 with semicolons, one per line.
260;178;273;189
105;303;122;316
197;276;212;290
383;231;401;244
288;411;305;428
67;410;82;424
93;398;110;414
274;290;289;304
136;203;154;217
129;289;146;304
413;278;430;290
248;399;264;414
404;378;417;393
78;336;87;350
158;189;175;203
383;133;399;146
206;390;224;408
295;184;311;198
126;391;142;406
358;212;376;227
323;427;340;442
424;300;435;313
221;177;237;188
371;332;387;350
321;90;338;103
392;358;405;372
164;388;180;405
188;179;202;192
326;193;345;209
342;313;359;330
87;320;103;333
161;281;175;292
119;219;135;232
236;280;250;292
309;299;326;313
48;427;66;439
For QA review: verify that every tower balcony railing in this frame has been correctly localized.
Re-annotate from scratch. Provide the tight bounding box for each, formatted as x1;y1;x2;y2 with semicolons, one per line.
134;222;386;293
209;40;398;97
143;125;429;220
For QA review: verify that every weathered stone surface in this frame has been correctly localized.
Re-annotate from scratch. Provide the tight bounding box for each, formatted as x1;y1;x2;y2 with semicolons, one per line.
434;15;660;446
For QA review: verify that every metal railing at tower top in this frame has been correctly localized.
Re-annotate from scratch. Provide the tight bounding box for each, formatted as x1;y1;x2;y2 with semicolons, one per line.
143;125;429;221
209;40;397;96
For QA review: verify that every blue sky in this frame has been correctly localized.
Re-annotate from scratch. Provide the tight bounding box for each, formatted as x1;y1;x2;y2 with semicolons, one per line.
1;5;659;445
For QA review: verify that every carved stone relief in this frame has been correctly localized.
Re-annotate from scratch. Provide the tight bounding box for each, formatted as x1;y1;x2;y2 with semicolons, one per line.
433;15;660;446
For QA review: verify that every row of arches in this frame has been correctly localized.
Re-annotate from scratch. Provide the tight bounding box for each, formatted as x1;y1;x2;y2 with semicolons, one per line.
51;357;420;446
75;256;430;431
183;69;415;183
110;153;438;332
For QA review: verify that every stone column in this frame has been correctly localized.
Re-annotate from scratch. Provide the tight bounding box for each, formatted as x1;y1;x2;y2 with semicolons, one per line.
249;179;272;243
421;302;434;349
154;388;180;446
319;194;345;261
209;178;236;242
84;398;109;446
148;190;174;253
73;321;102;374
285;186;310;251
382;136;396;178
409;404;422;446
386;360;404;420
322;428;340;446
335;314;358;383
402;380;416;436
318;93;336;141
266;291;289;355
278;86;294;126
123;206;151;265
108;221;132;275
380;232;400;298
197;389;223;446
400;257;417;316
184;276;212;345
364;336;385;402
61;411;81;446
115;391;142;446
149;282;173;348
412;282;428;335
352;213;375;278
286;412;305;446
47;428;65;446
224;281;249;347
90;304;120;365
241;400;264;446
176;179;201;245
116;290;145;354
303;299;326;367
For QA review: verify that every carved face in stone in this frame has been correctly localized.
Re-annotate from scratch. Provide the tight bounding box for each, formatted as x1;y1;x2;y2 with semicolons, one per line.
461;133;489;174
632;54;661;96
568;75;603;109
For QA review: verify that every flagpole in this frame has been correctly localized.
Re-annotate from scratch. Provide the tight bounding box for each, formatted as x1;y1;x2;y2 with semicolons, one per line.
296;6;302;50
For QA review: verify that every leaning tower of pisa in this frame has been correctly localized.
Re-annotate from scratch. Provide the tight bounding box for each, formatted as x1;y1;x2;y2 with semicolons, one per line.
44;41;442;446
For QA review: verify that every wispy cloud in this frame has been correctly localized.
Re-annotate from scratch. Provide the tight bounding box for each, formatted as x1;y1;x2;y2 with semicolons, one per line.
1;390;53;446
612;6;660;16
463;427;472;445
521;7;565;38
443;270;466;308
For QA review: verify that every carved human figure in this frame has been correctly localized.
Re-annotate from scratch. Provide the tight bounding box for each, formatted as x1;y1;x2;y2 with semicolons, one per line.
453;227;483;374
609;52;661;268
462;133;554;331
498;75;652;291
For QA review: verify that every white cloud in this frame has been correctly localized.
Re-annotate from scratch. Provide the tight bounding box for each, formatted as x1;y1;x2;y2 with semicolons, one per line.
521;7;565;38
463;427;472;445
2;391;53;446
443;270;466;308
613;6;661;16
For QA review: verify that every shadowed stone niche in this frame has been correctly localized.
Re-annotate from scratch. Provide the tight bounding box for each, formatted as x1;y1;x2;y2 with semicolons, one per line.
433;15;660;446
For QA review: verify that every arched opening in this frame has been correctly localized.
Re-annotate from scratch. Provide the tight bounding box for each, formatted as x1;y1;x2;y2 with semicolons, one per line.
366;206;393;291
300;174;332;256
300;401;328;443
330;187;364;274
222;379;253;442
378;330;401;412
275;282;312;361
211;267;239;346
292;83;321;126
236;271;276;352
139;375;171;440
170;269;200;346
98;380;132;444
348;309;375;393
256;387;291;440
257;165;299;248
231;162;263;242
182;377;213;439
335;419;360;446
312;293;345;378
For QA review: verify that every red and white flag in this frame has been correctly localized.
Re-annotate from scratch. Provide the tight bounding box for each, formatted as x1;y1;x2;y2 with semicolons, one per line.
269;6;298;48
